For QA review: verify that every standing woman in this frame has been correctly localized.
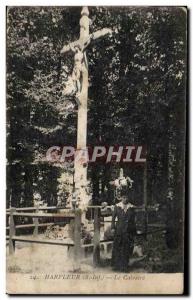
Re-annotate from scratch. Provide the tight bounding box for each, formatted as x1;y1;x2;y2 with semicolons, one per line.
111;188;136;272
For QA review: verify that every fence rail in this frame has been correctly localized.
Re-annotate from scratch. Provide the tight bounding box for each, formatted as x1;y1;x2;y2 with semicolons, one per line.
11;212;75;218
11;235;74;246
6;206;70;212
6;222;56;230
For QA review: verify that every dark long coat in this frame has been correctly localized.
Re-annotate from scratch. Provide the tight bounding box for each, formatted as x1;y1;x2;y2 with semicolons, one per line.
111;203;136;271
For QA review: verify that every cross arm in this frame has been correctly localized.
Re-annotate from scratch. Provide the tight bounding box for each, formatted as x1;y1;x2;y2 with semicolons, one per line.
91;28;112;41
60;28;113;55
60;40;79;55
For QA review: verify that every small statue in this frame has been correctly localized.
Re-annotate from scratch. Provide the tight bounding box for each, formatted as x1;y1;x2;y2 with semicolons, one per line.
62;43;88;104
109;168;134;202
71;45;84;98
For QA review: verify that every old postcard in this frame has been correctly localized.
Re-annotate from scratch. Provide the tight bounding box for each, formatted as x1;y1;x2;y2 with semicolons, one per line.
6;6;187;294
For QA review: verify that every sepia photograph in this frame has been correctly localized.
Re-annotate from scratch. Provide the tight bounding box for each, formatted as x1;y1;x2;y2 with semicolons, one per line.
6;5;187;294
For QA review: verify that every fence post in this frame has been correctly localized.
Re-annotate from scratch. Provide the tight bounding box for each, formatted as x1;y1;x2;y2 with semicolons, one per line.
73;209;82;271
93;207;100;267
9;207;16;255
33;205;39;236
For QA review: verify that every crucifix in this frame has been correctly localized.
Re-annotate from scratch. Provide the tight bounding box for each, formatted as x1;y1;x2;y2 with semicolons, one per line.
61;7;112;210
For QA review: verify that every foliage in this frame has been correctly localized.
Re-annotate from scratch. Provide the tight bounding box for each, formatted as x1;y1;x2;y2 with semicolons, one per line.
7;6;186;223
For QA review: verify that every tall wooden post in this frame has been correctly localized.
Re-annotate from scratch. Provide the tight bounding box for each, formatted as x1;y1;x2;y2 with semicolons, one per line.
60;7;112;210
74;7;89;210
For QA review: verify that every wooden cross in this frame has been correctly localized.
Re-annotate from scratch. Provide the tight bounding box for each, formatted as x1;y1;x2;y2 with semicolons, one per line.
61;7;112;210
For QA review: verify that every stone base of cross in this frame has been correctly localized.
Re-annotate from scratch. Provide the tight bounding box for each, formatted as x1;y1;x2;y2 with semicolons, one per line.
61;7;112;211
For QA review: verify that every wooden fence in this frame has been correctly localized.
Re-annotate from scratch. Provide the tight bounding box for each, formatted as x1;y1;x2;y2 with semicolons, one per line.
6;205;166;269
6;206;104;268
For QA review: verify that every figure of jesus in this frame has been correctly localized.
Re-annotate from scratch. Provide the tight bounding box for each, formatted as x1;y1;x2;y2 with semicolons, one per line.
62;39;90;102
71;45;84;98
